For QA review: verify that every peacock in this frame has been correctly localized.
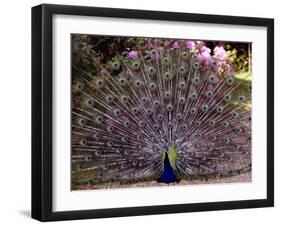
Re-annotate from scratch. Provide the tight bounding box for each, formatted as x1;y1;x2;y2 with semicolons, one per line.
71;35;252;190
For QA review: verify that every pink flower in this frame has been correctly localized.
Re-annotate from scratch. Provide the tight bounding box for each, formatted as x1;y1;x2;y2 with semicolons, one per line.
128;50;138;60
146;39;153;48
172;41;180;49
214;46;228;61
150;53;160;61
197;46;212;66
153;39;161;46
164;40;171;46
213;45;233;75
196;41;204;48
225;64;234;76
158;47;164;55
185;41;196;51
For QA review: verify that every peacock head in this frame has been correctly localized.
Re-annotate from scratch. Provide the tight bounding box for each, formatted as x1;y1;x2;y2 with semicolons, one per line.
165;144;169;152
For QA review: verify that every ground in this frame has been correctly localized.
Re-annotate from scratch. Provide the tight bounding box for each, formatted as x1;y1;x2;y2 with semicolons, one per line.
72;172;251;190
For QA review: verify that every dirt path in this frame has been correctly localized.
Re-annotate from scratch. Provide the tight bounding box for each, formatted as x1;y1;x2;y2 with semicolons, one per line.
73;172;251;190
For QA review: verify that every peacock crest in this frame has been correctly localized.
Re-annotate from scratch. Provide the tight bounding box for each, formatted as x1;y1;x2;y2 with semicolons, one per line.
71;35;252;190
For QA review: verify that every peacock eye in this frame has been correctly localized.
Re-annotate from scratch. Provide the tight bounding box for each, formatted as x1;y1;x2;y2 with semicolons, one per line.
225;76;234;86
132;160;138;167
149;82;157;90
118;77;128;86
138;121;145;127
224;137;230;144
224;94;231;102
157;114;164;121
166;103;173;112
153;100;160;107
115;148;121;153
164;71;172;81
201;104;209;112
195;121;201;127
153;124;159;130
123;120;130;128
164;91;172;99
75;82;85;91
95;116;103;124
235;128;243;133
145;108;153;115
111;61;120;70
132;107;139;114
248;83;252;91
190;107;197;115
193;61;200;69
206;91;213;97
178;66;186;74
238;95;246;102
121;136;128;142
120;95;129;103
243;149;249;155
232;112;239;118
235;144;241;150
163;57;170;65
134;79;142;87
137;135;143;140
193;76;200;85
107;126;114;133
106;141;113;147
217;106;224;113
179;96;186;104
176;113;182;120
94;132;101;140
211;135;217;141
102;165;109;171
208;120;216;127
105;95;114;104
181;51;190;58
80;139;87;146
132;61;140;70
190;92;198;100
168;122;173;129
77;117;86;126
113;108;121;116
141;96;148;103
95;79;105;88
208;75;217;83
182;124;188;130
223;121;229;128
148;67;156;76
179;80;186;89
84;98;94;107
85;154;92;161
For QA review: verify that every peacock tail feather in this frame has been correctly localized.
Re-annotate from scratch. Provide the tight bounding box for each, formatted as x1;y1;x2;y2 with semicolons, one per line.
71;36;252;190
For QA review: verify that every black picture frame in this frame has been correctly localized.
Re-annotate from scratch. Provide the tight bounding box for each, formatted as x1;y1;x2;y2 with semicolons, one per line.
32;4;274;222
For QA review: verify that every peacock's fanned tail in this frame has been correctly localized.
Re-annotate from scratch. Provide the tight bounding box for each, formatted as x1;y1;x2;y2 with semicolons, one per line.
71;38;251;188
